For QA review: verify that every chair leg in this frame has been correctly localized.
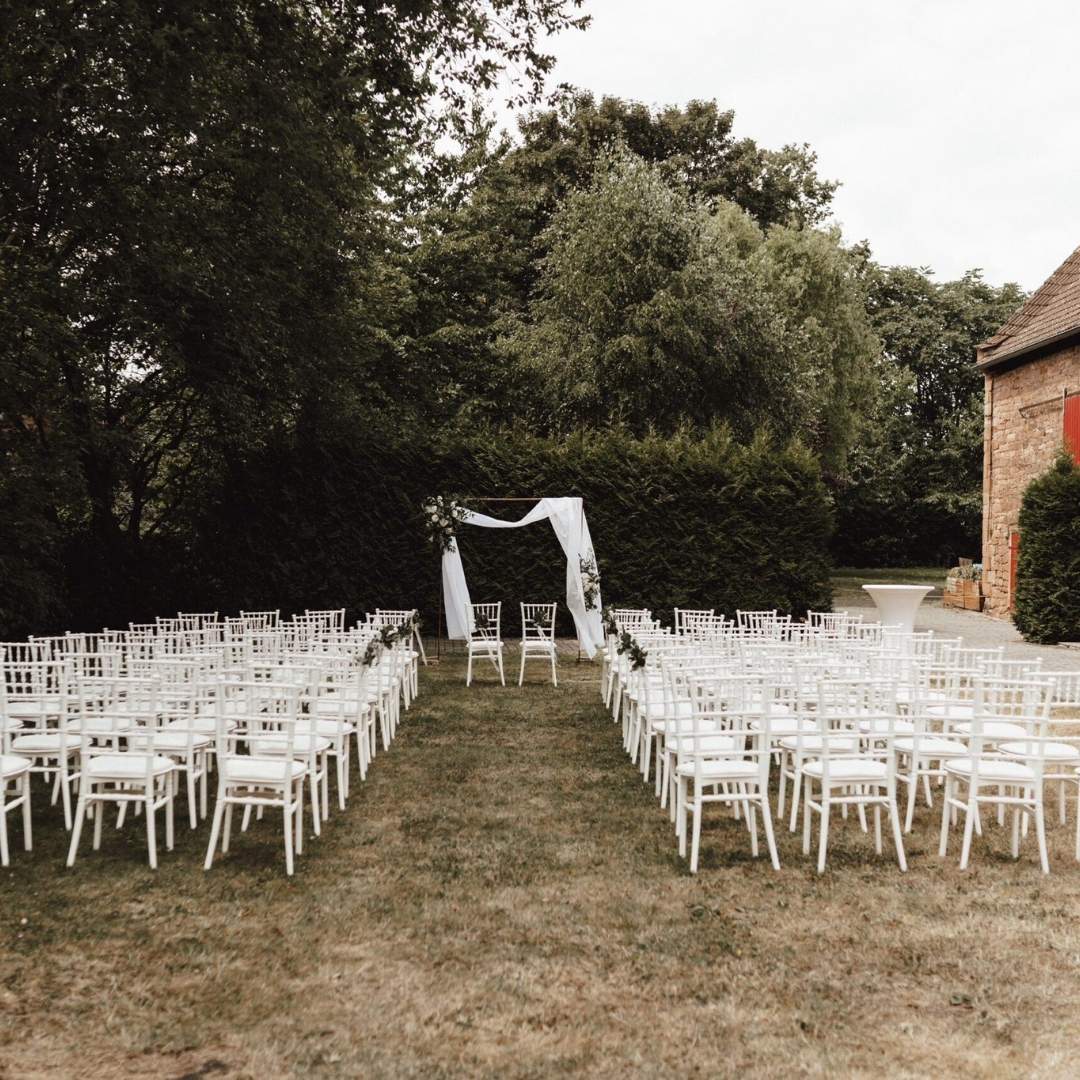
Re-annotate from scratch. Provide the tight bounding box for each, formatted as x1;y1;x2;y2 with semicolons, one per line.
205;794;226;869
1035;797;1050;875
284;795;294;876
67;792;88;867
146;794;157;870
802;779;813;855
518;648;525;687
497;650;505;687
187;765;198;829
0;795;8;868
21;774;32;852
295;781;304;855
938;776;953;857
466;650;473;687
888;794;907;871
817;794;830;874
165;777;175;851
904;764;918;833
60;760;73;830
551;651;557;688
689;794;703;873
761;795;781;870
959;786;977;870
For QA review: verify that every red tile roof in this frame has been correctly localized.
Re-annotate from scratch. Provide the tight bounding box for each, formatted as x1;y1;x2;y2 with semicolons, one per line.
977;244;1080;369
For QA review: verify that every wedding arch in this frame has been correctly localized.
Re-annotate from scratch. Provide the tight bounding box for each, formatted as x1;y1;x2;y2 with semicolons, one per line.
425;496;603;658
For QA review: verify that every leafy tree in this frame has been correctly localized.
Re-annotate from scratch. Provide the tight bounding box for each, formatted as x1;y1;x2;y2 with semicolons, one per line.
832;266;1025;565
496;150;877;468
1013;453;1080;644
401;92;839;422
0;0;587;631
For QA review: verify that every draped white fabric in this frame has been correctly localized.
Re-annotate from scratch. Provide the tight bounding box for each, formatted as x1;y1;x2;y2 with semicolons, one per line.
441;497;603;657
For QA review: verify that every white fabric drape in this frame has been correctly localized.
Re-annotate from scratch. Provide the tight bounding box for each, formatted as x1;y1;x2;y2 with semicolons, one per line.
441;497;603;657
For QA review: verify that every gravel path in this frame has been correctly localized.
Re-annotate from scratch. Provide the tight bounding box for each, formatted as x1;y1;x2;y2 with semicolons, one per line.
841;596;1080;669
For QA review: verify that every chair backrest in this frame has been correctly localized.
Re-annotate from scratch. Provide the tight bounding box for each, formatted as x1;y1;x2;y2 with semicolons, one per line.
1;658;70;736
239;609;280;631
469;602;501;641
521;602;556;642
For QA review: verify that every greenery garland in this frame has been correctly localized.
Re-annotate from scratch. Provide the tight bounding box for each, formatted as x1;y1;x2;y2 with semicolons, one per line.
616;629;648;670
579;552;601;611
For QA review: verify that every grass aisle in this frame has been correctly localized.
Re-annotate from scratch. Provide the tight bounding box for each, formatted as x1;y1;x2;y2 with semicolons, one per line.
4;657;1080;1077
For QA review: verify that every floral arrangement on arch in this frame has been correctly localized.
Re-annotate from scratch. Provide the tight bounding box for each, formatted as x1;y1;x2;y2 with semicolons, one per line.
422;495;466;553
579;552;601;612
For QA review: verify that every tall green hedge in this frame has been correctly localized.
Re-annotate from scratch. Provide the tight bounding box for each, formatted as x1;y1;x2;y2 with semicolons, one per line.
188;425;834;634
1013;453;1080;644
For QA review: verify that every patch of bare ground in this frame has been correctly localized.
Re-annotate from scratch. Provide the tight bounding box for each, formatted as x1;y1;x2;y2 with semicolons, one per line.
3;657;1080;1077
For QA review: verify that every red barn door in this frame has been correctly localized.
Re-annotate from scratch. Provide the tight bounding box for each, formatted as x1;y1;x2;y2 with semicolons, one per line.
1065;393;1080;463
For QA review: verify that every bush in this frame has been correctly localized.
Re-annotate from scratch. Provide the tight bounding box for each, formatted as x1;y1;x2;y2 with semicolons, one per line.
188;424;834;634
1013;453;1080;644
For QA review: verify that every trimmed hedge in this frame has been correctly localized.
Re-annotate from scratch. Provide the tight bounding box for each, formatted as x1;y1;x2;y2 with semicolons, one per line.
187;425;834;634
1013;453;1080;644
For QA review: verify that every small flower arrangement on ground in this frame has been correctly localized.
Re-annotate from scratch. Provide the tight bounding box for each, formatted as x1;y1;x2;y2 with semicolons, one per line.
422;496;466;553
579;552;601;611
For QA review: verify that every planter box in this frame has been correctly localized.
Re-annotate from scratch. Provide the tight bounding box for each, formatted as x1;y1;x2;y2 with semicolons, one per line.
944;579;983;611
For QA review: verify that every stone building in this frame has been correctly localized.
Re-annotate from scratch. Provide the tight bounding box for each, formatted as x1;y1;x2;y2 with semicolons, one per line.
978;244;1080;616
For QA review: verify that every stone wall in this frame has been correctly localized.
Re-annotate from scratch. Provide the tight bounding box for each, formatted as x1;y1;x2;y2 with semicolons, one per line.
982;343;1080;616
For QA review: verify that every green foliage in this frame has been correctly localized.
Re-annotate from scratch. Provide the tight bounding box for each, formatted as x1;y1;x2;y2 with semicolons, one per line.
188;424;833;634
832;266;1025;566
0;0;587;633
1013;454;1080;644
497;150;877;469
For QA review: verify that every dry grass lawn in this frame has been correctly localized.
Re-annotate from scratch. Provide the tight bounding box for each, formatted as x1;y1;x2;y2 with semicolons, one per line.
4;654;1080;1078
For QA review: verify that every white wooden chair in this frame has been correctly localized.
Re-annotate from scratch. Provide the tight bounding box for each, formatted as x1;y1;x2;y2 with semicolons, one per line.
5;658;80;828
0;689;32;866
466;602;504;687
205;676;309;875
799;678;907;873
519;602;558;686
675;672;780;873
67;676;178;870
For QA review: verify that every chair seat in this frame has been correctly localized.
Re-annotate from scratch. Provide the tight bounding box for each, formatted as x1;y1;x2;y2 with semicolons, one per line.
134;730;212;753
803;758;888;783
954;720;1027;739
897;686;948;705
521;639;556;651
223;757;306;785
313;696;375;715
86;753;175;779
1;754;31;779
666;734;737;754
183;716;238;734
944;757;1035;783
779;734;859;753
752;717;815;736
250;735;332;756
297;718;356;738
653;714;717;736
999;740;1080;762
677;758;757;780
858;717;914;735
467;640;504;651
894;735;967;758
644;701;693;722
11;732;83;754
6;697;65;716
927;703;975;719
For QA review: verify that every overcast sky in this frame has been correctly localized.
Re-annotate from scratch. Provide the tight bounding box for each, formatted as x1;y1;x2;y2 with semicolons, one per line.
510;0;1080;291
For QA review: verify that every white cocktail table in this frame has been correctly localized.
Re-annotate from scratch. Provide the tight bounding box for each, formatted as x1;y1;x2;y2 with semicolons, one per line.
861;584;934;634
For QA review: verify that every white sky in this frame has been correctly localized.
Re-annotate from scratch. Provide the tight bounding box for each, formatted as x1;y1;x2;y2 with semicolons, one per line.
506;0;1080;291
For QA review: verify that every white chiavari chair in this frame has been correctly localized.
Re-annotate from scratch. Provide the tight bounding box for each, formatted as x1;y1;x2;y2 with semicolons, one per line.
519;602;558;687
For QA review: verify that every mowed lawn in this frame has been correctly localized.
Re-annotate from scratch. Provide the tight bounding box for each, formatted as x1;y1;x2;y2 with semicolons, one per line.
4;655;1080;1078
